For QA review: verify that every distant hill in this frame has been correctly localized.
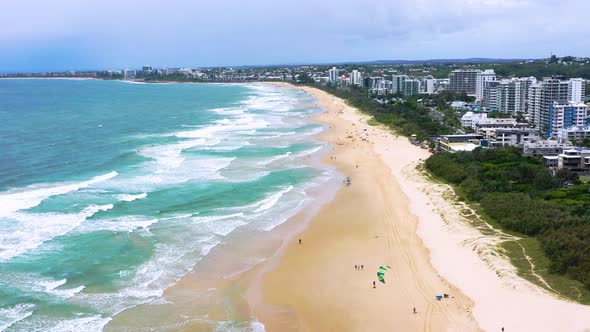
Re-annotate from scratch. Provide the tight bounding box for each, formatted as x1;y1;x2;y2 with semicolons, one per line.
359;58;532;65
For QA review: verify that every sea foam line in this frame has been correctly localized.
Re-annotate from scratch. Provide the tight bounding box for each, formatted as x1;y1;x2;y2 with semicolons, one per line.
0;171;118;217
0;204;114;261
0;304;35;332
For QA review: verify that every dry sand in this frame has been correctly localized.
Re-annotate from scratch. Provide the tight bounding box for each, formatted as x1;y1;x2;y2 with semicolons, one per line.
254;83;590;332
252;83;479;332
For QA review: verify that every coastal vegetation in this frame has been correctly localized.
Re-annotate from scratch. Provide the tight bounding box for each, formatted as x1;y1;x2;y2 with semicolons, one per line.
425;148;590;293
377;59;590;80
309;83;462;141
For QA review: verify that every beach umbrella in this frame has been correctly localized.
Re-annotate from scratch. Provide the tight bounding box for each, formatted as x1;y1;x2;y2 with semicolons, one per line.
377;265;391;284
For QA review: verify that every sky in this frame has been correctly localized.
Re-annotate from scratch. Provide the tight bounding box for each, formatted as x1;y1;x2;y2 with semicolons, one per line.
0;0;588;72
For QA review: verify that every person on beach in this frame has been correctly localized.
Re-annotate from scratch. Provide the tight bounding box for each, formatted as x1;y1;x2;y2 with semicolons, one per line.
355;265;358;270
361;265;363;270
298;239;301;244
373;281;376;288
413;307;416;314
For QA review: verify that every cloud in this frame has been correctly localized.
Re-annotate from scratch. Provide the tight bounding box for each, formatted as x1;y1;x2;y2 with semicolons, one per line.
0;0;587;71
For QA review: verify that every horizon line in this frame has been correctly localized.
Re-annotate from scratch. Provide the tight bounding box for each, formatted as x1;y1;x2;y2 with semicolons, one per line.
0;56;559;75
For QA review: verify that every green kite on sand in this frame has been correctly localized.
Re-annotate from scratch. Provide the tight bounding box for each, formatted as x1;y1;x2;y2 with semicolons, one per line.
377;265;392;283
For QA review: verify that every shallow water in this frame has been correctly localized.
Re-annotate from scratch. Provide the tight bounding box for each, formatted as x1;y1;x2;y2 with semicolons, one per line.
0;80;335;331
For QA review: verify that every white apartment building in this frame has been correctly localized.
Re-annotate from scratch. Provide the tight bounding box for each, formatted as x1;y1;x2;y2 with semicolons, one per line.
460;112;488;129
475;69;496;102
424;78;435;94
547;101;589;138
351;70;362;86
473;118;530;137
568;78;584;103
527;83;543;129
328;67;339;83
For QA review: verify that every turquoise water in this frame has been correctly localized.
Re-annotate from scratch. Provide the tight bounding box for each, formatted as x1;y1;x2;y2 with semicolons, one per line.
0;79;333;331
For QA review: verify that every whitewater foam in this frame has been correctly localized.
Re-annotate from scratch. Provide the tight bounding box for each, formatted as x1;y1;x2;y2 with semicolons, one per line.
0;171;118;218
116;192;148;202
76;215;159;233
253;186;294;213
0;204;114;261
0;304;35;332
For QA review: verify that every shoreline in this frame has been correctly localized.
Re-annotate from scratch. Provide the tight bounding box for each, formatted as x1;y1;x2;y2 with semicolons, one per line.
102;82;343;331
250;83;479;331
100;81;590;331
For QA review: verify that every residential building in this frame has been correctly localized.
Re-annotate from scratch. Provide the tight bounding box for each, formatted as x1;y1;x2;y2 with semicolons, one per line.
328;67;339;83
351;70;362;86
568;78;585;103
122;69;136;78
496;79;526;115
424;77;435;94
474;118;530;138
449;69;481;96
438;134;485;153
482;80;500;111
527;82;543;128
435;79;450;94
547;101;589;138
523;140;573;156
460;112;487;129
557;148;590;173
142;66;153;74
392;75;408;94
539;78;570;133
488;128;540;148
557;126;590;143
543;155;559;168
403;79;420;96
475;69;496;101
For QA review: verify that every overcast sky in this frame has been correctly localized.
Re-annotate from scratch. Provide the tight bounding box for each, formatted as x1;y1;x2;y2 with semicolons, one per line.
1;0;588;72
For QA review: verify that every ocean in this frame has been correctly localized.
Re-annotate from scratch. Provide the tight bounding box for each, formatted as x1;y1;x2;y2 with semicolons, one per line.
0;79;336;331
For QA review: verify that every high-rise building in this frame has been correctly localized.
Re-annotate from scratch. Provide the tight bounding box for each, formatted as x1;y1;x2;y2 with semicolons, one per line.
328;67;339;83
475;69;496;101
539;78;570;133
547;102;589;138
449;69;481;95
496;78;530;115
142;66;153;74
527;83;543;128
482;80;500;112
424;78;435;94
392;75;407;94
568;78;585;103
403;79;420;96
351;70;362;86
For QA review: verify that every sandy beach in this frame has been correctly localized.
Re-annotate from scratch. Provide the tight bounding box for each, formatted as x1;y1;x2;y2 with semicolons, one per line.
252;83;590;332
250;83;479;331
103;82;590;332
